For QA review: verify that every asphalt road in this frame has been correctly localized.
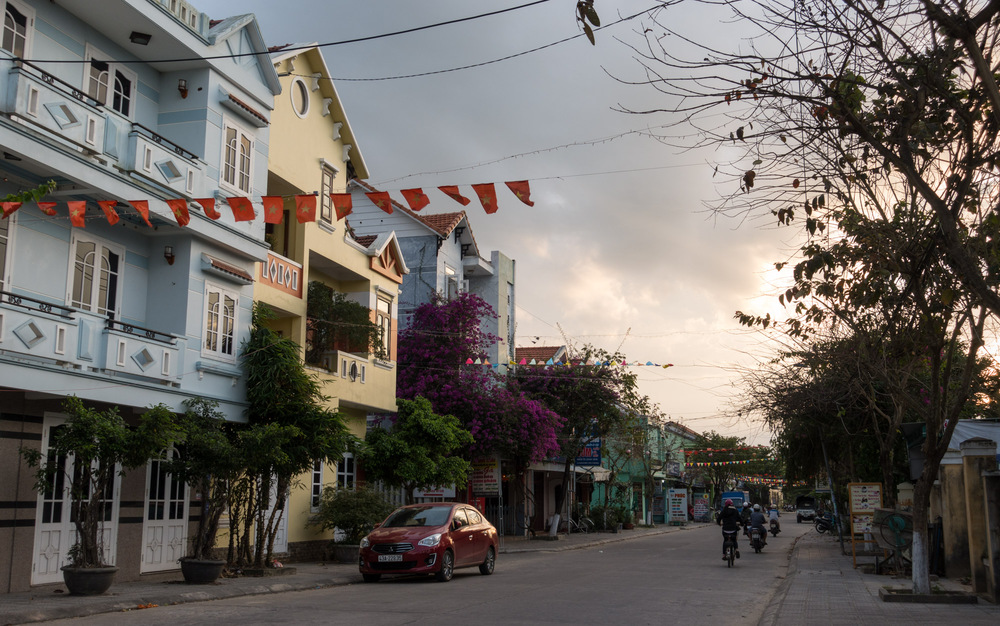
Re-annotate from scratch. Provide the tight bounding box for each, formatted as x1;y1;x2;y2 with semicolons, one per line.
50;522;808;625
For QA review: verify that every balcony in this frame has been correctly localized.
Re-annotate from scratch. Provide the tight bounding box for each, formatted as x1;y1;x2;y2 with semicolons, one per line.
0;291;184;387
2;60;107;156
311;349;396;413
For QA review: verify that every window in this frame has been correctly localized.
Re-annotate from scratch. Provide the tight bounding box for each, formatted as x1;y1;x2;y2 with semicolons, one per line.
84;46;136;118
376;296;391;359
310;460;323;512
319;164;336;226
291;78;309;118
337;453;355;490
203;283;237;360
2;1;32;58
221;120;253;194
68;233;123;317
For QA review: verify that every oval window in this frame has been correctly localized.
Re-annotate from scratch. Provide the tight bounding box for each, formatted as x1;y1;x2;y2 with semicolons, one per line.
291;78;309;118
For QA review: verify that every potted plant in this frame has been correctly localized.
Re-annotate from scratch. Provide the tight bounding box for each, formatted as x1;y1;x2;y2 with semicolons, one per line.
163;399;242;584
311;483;394;563
22;397;180;595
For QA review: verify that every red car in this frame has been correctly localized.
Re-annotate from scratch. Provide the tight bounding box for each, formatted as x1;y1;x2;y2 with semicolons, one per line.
359;502;498;582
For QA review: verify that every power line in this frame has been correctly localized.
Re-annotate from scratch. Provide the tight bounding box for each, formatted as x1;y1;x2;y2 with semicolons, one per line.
23;0;560;65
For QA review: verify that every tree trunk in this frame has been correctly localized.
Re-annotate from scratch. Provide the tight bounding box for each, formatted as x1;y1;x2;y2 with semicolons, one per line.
911;475;932;593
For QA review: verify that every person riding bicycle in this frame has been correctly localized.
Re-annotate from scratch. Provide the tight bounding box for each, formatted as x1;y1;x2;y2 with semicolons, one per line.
717;498;743;559
749;503;768;546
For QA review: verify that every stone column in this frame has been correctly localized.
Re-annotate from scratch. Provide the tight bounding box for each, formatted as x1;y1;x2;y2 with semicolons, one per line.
961;437;998;594
983;470;1000;604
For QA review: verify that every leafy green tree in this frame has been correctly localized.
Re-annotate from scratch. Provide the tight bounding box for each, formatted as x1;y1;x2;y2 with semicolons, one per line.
234;303;353;568
361;397;473;504
312;485;395;544
22;398;181;568
306;281;383;363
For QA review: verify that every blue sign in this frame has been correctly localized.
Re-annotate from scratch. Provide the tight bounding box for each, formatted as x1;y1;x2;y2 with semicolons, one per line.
575;438;601;466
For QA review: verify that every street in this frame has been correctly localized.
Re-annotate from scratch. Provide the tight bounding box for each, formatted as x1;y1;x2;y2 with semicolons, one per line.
48;522;806;625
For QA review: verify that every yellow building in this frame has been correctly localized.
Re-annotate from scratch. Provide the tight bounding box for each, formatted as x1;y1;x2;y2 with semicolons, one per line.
256;44;407;560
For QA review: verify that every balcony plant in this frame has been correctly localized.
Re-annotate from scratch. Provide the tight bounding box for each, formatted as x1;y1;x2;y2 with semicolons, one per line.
21;397;181;595
305;281;383;364
162;398;242;584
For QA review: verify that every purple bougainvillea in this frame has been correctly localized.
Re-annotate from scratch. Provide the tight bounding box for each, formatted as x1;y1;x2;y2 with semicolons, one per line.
397;293;562;464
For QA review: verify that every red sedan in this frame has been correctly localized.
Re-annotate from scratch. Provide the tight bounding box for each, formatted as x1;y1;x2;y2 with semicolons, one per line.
359;502;498;582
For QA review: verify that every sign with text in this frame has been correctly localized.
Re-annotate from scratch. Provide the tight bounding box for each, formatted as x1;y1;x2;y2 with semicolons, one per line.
470;456;500;496
575;438;601;466
414;486;456;499
848;482;882;535
667;488;688;524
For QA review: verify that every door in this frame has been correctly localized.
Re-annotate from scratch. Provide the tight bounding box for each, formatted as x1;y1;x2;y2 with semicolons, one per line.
449;508;476;566
141;448;188;572
463;507;489;563
32;415;121;585
265;477;289;554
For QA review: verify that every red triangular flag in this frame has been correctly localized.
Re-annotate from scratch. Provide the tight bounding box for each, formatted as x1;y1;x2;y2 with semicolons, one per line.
505;181;534;207
472;183;498;214
128;200;152;227
331;194;352;220
438;185;471;206
365;191;393;215
400;188;430;212
295;194;316;223
68;201;86;227
37;202;57;216
97;200;120;226
166;199;190;227
194;198;220;220
262;196;284;224
2;202;22;219
226;197;255;222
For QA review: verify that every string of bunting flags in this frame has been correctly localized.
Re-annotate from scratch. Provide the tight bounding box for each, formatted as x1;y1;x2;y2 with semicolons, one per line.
687;458;775;467
684;446;770;455
0;181;536;227
465;357;675;369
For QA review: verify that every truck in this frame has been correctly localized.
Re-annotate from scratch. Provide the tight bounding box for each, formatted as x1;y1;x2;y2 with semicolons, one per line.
721;490;750;509
795;494;817;523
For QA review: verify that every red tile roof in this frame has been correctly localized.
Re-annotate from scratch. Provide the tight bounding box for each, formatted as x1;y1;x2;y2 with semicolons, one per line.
515;346;566;363
417;212;465;237
226;93;268;125
354;235;377;248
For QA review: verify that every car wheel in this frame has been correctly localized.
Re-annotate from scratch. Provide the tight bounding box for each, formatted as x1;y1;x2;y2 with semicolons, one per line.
362;573;380;583
479;546;496;575
435;550;454;582
797;516;802;523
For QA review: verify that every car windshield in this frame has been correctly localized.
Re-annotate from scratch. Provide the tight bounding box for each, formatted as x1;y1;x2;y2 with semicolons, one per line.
382;506;451;528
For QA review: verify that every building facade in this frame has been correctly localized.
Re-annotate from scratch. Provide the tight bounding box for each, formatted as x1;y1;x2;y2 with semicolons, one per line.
260;44;406;561
0;0;279;592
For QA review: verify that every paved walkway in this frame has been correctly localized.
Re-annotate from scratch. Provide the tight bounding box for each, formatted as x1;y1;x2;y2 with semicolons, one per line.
1;524;997;625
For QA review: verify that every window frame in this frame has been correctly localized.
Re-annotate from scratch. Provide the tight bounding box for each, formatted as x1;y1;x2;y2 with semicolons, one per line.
376;294;392;360
1;0;34;59
337;453;355;491
290;77;310;118
318;161;338;228
310;460;323;513
0;209;11;293
66;232;124;318
83;44;138;119
220;117;254;195
201;282;239;362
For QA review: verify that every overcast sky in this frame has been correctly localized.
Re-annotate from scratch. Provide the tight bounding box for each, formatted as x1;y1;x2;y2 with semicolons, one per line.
196;0;800;444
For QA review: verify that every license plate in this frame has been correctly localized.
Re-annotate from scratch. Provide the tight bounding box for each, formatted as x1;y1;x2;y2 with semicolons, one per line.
377;554;403;562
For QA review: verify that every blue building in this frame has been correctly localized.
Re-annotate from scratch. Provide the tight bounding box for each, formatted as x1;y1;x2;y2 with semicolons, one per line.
0;0;278;592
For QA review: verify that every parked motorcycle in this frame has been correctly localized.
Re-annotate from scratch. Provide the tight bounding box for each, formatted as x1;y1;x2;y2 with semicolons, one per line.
750;526;766;553
815;512;837;534
769;519;780;537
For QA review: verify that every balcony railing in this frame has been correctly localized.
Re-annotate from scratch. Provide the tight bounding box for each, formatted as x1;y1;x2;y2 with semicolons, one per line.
0;291;183;385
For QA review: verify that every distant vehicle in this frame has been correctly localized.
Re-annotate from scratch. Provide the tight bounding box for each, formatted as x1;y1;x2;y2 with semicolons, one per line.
795;495;817;523
359;503;498;583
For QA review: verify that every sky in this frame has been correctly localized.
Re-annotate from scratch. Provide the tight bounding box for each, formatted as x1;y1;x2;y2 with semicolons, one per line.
195;0;800;444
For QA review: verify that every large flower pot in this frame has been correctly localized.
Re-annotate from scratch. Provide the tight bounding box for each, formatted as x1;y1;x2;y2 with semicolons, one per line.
61;566;118;596
179;558;226;584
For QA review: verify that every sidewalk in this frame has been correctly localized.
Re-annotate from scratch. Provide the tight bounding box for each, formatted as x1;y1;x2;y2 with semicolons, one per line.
2;524;998;625
759;530;1000;625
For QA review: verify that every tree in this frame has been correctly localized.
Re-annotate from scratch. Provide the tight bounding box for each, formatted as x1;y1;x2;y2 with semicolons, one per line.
234;303;353;568
22;398;180;568
513;345;639;526
305;281;383;363
361;397;473;504
619;0;1000;593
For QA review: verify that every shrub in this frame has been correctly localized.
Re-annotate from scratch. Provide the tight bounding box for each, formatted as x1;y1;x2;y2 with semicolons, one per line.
312;485;394;544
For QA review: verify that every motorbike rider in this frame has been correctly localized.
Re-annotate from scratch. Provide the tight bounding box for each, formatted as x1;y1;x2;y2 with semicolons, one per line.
740;501;753;537
749;503;768;546
717;498;743;559
768;504;781;532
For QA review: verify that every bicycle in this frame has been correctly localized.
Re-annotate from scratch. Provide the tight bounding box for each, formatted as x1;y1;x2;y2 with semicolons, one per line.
723;530;738;568
558;515;594;534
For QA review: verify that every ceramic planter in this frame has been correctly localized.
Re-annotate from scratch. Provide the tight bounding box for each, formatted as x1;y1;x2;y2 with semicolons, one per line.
61;566;118;596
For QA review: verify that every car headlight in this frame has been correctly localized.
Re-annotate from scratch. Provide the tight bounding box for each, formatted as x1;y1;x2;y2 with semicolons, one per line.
360;537;370;549
418;533;442;547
